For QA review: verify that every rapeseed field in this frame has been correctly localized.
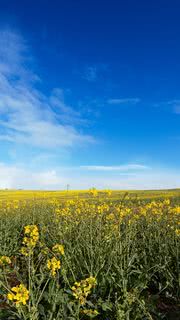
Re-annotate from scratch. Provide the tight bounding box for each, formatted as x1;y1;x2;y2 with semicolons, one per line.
0;189;179;319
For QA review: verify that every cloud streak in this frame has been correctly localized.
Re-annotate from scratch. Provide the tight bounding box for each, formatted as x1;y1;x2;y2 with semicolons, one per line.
167;100;180;114
80;164;149;171
0;29;94;149
107;98;140;105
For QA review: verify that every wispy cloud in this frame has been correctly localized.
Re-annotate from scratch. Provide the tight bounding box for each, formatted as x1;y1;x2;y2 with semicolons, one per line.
82;66;97;82
80;164;149;171
0;29;94;149
167;100;180;114
107;98;141;104
154;99;180;114
82;64;108;82
107;98;140;105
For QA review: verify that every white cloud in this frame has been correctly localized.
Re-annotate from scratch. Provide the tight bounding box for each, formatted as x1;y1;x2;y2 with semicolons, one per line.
0;29;94;149
107;98;140;105
0;163;65;189
80;164;149;171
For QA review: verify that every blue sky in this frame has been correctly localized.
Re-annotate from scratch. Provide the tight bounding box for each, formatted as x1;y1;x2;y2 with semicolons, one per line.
0;0;180;189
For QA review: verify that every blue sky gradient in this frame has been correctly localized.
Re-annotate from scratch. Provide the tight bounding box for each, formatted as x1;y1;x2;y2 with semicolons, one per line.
0;0;180;189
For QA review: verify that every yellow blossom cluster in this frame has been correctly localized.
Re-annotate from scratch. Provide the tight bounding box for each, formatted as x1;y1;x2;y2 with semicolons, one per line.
89;188;98;197
47;257;61;277
71;276;97;305
97;203;110;214
52;244;65;255
104;189;112;196
0;255;11;267
7;284;29;307
21;225;39;256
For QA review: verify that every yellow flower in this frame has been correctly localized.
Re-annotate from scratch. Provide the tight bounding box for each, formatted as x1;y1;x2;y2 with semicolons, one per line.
106;213;114;220
7;293;14;301
89;188;98;197
52;244;64;255
104;189;112;196
47;257;61;277
0;256;11;266
21;225;39;255
7;284;29;307
71;276;97;305
163;199;170;206
20;247;29;256
55;208;61;215
82;309;99;316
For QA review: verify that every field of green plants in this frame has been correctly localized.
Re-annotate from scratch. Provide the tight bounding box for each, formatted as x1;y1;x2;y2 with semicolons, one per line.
0;189;179;319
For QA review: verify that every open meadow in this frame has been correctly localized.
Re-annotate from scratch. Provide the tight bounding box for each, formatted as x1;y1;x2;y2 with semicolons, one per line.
0;189;179;319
